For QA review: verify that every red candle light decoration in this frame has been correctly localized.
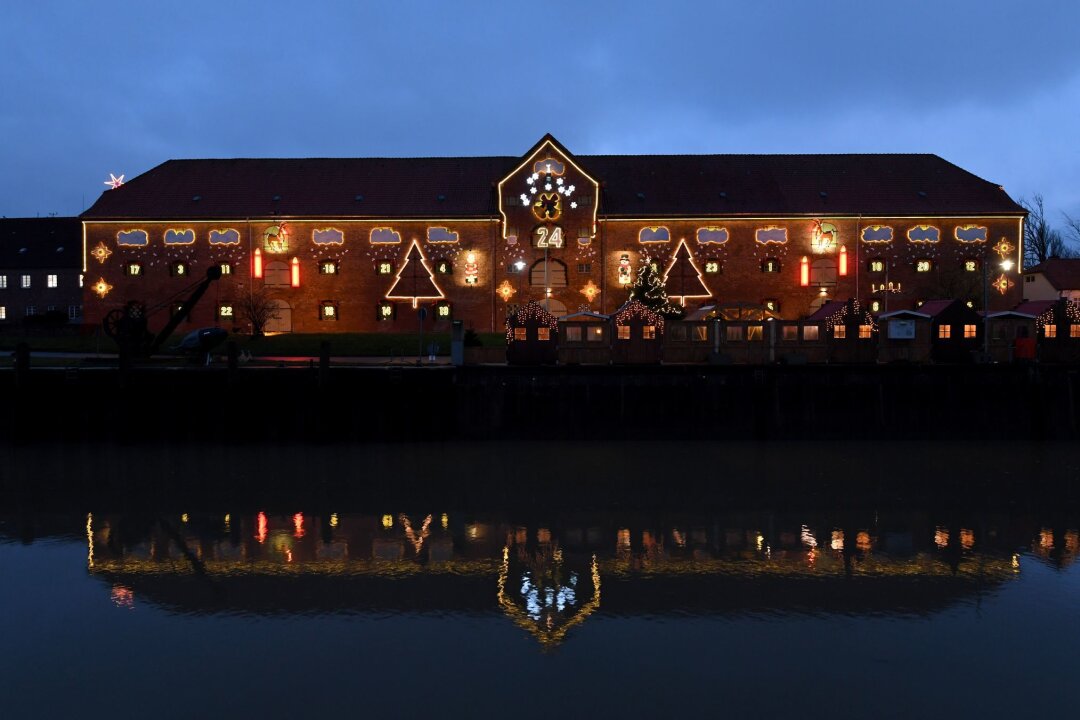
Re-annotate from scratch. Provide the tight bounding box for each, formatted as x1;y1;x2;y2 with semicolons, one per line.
839;245;848;276
253;247;263;278
800;256;809;287
291;257;300;287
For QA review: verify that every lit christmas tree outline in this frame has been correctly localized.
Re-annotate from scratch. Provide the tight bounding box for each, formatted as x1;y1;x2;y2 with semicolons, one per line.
662;238;712;306
385;239;445;308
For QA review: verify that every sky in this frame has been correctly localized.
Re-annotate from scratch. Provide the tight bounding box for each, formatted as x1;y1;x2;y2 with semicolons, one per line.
2;0;1079;234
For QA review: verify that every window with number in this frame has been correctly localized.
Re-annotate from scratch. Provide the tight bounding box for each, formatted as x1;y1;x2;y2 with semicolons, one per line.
320;302;337;320
868;259;886;273
220;263;232;275
761;258;780;273
126;263;142;276
435;259;452;275
377;261;394;275
171;262;188;277
532;225;565;249
915;259;932;273
964;259;979;272
218;304;234;319
704;260;721;274
319;261;338;275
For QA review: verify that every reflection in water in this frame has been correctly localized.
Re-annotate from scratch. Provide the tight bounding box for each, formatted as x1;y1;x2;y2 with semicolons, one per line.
71;509;1080;649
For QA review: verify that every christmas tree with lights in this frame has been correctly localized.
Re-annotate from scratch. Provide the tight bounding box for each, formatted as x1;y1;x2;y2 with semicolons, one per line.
629;260;683;317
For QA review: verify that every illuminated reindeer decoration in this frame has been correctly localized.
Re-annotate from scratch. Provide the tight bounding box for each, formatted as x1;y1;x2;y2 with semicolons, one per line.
811;219;838;252
263;223;289;254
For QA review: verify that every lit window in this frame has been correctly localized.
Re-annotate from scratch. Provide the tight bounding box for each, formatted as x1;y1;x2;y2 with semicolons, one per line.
514;327;527;341
782;326;798;341
220;263;232;275
435;259;452;275
1044;324;1057;338
870;300;881;313
704;260;721;274
219;304;234;319
538;327;551;341
833;325;847;339
24;305;36;316
803;325;820;341
726;326;743;342
761;258;780;273
938;325;952;339
378;262;394;275
377;302;394;321
21;275;30;288
747;325;763;341
171;262;188;277
0;306;5;320
868;259;885;273
320;302;337;320
79;274;83;287
0;275;6;288
1071;324;1080;338
588;326;605;342
617;325;630;340
962;324;976;338
858;325;873;339
436;301;451;319
915;260;932;273
642;325;656;340
964;259;979;272
320;261;338;275
693;325;708;342
47;274;58;288
565;326;582;342
126;263;142;276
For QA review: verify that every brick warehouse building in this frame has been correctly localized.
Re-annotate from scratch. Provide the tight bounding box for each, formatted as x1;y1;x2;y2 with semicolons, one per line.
79;135;1025;334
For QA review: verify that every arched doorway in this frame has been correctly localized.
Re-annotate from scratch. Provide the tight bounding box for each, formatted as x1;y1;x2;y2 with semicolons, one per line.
540;298;568;317
264;299;292;333
530;259;568;288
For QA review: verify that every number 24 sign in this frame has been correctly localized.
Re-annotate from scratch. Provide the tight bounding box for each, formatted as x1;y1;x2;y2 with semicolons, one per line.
533;225;564;249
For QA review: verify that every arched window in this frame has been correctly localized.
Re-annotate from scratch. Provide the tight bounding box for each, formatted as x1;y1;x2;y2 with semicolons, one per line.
530;259;568;287
264;261;290;287
540;298;568;317
810;258;837;285
264;299;292;333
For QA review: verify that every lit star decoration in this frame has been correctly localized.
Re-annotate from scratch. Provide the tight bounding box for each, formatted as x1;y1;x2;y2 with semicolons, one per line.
993;238;1015;259
90;242;113;264
580;280;601;303
104;173;125;189
497;279;517;302
92;278;113;298
992;273;1014;295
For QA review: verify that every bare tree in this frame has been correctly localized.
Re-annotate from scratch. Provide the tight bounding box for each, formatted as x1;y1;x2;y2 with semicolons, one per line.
1064;211;1080;247
1019;194;1075;268
234;286;278;337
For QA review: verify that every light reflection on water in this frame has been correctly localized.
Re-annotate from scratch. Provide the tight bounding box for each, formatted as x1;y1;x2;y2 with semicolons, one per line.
2;439;1080;718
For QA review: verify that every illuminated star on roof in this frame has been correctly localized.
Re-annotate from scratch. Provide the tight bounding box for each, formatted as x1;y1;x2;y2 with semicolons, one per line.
104;173;125;189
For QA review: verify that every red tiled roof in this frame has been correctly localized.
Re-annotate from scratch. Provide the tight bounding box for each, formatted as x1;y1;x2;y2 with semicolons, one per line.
912;299;956;318
805;300;846;322
1025;258;1080;291
81;152;1025;220
1007;300;1058;318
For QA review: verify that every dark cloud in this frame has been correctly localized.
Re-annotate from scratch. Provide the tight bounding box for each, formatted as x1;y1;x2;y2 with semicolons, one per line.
2;0;1079;224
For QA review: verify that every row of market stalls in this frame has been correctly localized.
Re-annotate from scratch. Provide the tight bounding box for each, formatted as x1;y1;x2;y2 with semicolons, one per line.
503;298;1080;365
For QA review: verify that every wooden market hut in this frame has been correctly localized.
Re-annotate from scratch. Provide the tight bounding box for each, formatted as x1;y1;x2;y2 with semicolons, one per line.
985;300;1048;363
806;299;878;363
506;300;558;365
610;300;664;364
557;311;611;364
878;299;982;363
1031;298;1080;363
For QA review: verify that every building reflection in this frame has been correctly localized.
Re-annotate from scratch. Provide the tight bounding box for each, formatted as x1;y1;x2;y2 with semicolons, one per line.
74;511;1077;648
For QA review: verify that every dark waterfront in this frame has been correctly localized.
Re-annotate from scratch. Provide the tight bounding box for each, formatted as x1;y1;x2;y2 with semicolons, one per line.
1;442;1079;718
